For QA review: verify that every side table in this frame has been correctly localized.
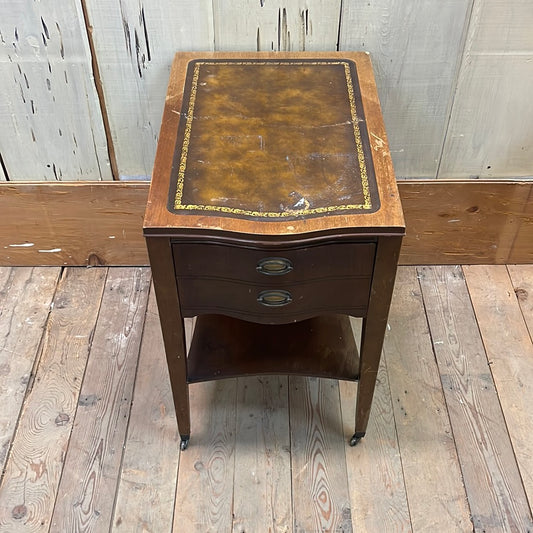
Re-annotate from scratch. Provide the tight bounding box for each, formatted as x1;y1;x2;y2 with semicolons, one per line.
144;52;404;450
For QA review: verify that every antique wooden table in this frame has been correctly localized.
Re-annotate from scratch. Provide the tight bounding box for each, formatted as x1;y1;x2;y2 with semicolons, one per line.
144;52;404;450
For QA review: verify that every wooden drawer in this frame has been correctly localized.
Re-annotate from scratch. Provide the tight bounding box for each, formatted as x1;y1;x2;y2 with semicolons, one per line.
172;241;375;284
177;276;371;324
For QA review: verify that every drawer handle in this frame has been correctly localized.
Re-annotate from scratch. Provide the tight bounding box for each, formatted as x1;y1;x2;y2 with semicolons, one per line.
257;290;293;307
256;257;293;276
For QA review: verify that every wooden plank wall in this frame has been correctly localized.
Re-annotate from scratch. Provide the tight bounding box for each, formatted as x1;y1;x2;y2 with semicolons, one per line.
81;1;214;180
440;0;533;178
0;0;531;182
339;0;472;179
0;0;112;181
212;1;341;51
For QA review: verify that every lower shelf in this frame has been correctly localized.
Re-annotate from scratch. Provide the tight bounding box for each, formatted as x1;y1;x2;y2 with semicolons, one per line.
187;314;360;383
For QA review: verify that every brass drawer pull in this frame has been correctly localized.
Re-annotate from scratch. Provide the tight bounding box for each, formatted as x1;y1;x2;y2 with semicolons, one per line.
257;290;293;307
256;257;293;276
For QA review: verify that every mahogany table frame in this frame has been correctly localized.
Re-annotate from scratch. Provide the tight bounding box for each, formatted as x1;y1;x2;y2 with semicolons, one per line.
144;52;405;450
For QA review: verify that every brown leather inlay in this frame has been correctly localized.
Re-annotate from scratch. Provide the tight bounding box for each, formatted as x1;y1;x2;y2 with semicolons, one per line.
168;59;380;219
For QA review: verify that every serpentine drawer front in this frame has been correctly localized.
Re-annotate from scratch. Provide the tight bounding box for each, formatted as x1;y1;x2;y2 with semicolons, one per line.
143;51;405;451
173;241;375;323
172;241;376;282
176;276;372;323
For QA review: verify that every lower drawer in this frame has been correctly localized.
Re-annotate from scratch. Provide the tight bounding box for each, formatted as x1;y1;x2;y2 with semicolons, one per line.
177;277;371;324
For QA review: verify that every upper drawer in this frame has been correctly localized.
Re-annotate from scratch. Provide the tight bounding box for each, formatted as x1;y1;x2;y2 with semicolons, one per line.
172;241;375;283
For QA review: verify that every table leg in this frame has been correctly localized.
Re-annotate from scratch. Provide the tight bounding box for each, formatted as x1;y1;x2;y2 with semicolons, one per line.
351;235;402;446
146;236;191;450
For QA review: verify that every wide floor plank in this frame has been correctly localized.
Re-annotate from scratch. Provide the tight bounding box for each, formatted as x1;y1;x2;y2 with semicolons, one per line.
507;264;533;339
383;267;472;531
232;376;292;533
50;268;151;532
111;285;180;533
0;267;60;474
340;318;410;532
290;377;352;533
419;266;533;531
173;379;237;532
464;265;533;511
0;268;107;532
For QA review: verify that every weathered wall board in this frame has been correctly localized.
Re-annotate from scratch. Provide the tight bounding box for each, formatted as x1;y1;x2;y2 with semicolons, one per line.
0;181;531;266
339;0;473;179
0;0;531;182
82;0;214;180
0;0;112;180
439;0;533;179
212;0;341;52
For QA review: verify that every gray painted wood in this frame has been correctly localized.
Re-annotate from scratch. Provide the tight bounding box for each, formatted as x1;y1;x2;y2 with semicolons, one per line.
83;0;214;179
438;0;533;178
0;0;112;180
0;0;531;181
339;0;472;179
212;0;341;51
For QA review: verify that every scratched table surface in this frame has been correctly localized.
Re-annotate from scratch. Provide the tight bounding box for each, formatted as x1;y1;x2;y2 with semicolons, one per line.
144;52;404;237
168;58;380;219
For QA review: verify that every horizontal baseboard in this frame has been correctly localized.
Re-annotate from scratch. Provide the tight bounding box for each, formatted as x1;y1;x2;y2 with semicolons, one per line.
0;180;531;266
399;180;532;264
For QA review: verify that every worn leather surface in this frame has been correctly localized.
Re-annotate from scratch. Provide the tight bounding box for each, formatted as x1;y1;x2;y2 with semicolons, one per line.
168;59;379;219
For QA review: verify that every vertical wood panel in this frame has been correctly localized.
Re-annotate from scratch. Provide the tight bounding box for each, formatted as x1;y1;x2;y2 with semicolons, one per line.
83;0;214;179
213;0;341;51
0;2;531;183
439;0;533;178
339;0;472;178
0;0;112;181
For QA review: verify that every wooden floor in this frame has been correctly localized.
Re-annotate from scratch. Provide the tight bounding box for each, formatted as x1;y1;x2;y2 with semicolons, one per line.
0;266;532;532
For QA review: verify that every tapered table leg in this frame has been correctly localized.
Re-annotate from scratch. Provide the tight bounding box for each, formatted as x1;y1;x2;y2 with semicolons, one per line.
146;237;191;449
351;236;402;446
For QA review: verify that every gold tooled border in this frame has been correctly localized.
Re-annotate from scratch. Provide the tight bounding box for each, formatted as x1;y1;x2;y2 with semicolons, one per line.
174;60;373;217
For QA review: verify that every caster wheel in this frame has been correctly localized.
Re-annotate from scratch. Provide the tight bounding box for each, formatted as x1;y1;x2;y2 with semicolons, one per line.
349;432;365;447
180;436;190;451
